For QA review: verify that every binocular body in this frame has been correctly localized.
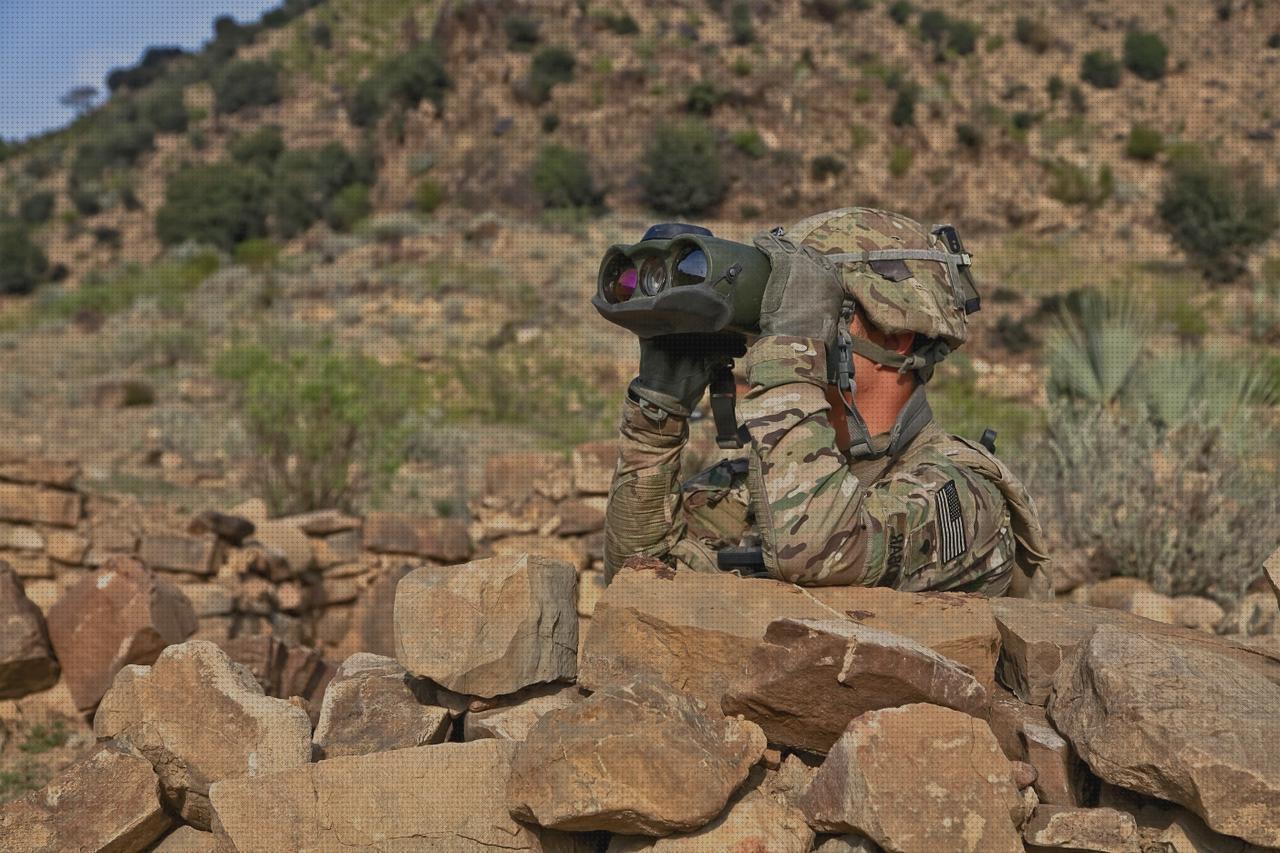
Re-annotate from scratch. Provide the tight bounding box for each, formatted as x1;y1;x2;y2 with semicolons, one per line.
592;223;771;338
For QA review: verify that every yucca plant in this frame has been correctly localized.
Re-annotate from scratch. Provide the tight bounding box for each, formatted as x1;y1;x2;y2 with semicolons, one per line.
1045;290;1143;408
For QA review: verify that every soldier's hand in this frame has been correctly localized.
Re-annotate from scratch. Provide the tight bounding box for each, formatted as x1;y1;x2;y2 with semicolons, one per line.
753;229;845;344
630;333;745;418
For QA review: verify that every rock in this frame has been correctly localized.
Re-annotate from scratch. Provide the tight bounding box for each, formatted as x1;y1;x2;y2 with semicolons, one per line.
395;554;577;698
1071;577;1152;611
0;562;59;699
0;481;82;527
507;676;766;835
182;583;236;617
0;745;172;853
488;533;589;571
1022;806;1140;852
279;508;363;536
1101;789;1269;853
572;441;616;495
247;520;314;576
1223;591;1279;636
187;510;255;546
798;703;1024;853
987;691;1089;806
153;825;232;852
581;564;999;711
363;512;473;562
44;529;89;565
1171;596;1226;633
94;640;312;829
1048;624;1280;846
757;753;819;810
814;836;884;853
0;522;44;550
577;567;607;617
553;500;606;536
486;452;564;501
0;458;80;489
344;563;413;657
91;379;155;408
607;788;814;852
215;635;333;722
139;531;222;575
46;556;197;712
1264;547;1280;609
722;618;987;753
312;528;362;568
312;652;451;759
991;597;1280;704
464;682;581;741
211;740;562;852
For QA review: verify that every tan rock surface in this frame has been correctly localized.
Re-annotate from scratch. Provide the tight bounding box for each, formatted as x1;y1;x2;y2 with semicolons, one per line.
798;703;1024;853
1264;547;1280;609
152;826;234;852
1048;624;1280;846
313;652;451;758
211;740;563;852
363;512;473;562
987;691;1089;806
95;640;312;829
0;562;59;699
813;836;883;852
46;556;197;711
0;481;82;528
0;745;172;853
1022;806;1140;852
395;553;578;698
607;788;814;852
723;618;987;753
463;682;581;741
507;676;766;835
138;531;222;575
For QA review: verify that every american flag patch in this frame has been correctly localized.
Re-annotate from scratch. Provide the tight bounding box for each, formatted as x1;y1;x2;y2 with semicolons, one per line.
935;480;967;563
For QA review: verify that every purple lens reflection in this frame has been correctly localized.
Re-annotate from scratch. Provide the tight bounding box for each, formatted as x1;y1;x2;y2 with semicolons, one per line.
617;267;638;300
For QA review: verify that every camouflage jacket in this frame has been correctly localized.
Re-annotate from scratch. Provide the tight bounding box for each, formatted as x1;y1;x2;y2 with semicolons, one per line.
604;336;1048;596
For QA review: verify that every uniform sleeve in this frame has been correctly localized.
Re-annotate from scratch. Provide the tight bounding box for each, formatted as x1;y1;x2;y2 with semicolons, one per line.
741;336;1012;590
602;399;721;578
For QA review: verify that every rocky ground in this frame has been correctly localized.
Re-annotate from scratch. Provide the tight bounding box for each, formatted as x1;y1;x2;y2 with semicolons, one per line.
1;453;1279;852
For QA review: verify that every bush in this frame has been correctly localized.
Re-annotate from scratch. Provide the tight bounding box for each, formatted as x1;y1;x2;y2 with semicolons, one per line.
143;86;189;133
541;113;560;133
890;85;917;126
1123;30;1168;81
270;143;369;238
918;9;950;43
326;183;371;231
888;0;913;25
810;154;845;181
955;123;983;149
888;144;914;177
1126;124;1163;160
1014;16;1052;52
731;129;767;158
19;192;55;225
522;46;576;105
1045;159;1113;207
228;125;285;169
213;60;281;114
0;224;49;295
729;2;755;45
532;145;601;210
946;19;979;55
504;16;540;51
1080;50;1121;89
639;120;726;216
350;42;451;127
596;11;639;35
415;179;445;214
71;118;155;180
106;46;186;92
155;162;270;249
312;22;333;49
1158;150;1280;282
216;339;430;513
685;82;725;116
233;237;280;269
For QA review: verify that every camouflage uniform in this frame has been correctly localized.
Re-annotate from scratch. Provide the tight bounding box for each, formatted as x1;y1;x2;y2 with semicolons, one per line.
604;208;1050;596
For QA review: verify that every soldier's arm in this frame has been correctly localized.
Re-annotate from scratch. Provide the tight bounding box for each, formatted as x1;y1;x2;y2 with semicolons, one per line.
602;399;720;578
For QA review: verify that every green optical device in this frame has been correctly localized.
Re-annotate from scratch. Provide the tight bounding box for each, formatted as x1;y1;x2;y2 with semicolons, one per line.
592;223;772;338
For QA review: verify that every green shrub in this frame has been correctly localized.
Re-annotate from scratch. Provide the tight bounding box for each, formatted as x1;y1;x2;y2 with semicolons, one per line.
532;145;601;210
731;129;767;158
233;237;280;269
946;19;979;55
349;42;450;127
1125;124;1163;160
1046;74;1065;101
685;82;726;116
36;252;218;320
415;179;445;214
71;118;155;181
1123;30;1168;81
955;123;983;149
270;143;369;238
888;144;914;177
213;60;281;114
326;183;371;231
890;86;917;126
1014;16;1052;52
1158;149;1280;282
228;125;285;169
216;339;430;513
312;22;333;49
810;154;845;181
541;113;560;133
156;162;270;249
729;2;755;44
522;46;576;104
504;16;541;51
143;85;189;133
887;0;913;25
0;224;49;295
19;192;55;225
595;10;640;34
639;120;726;216
1080;50;1121;89
1045;159;1113;207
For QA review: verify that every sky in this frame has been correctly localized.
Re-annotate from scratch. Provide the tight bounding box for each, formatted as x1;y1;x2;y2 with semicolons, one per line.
0;0;282;141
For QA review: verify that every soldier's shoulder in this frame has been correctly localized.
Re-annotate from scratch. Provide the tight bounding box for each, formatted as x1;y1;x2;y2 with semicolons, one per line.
875;441;1008;519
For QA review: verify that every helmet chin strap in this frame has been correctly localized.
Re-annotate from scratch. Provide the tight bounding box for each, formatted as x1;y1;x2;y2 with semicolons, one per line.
830;302;938;461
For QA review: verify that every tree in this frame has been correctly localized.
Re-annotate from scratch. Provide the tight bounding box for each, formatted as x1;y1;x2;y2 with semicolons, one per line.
0;224;50;295
212;60;281;114
155;162;270;249
60;86;98;116
639;121;726;216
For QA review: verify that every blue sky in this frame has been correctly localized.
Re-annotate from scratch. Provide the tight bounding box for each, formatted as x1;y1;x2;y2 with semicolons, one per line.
0;0;282;141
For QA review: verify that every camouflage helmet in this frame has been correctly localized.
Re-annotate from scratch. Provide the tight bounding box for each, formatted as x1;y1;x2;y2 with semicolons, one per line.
785;207;978;349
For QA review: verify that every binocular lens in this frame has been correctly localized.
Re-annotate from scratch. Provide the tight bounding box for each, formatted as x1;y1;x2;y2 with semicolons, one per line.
602;255;638;304
640;257;668;296
674;248;708;285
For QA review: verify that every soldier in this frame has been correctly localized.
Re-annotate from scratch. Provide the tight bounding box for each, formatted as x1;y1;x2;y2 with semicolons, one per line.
603;207;1051;597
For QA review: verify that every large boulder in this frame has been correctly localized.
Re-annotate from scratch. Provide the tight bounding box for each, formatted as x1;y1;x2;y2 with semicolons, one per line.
363;512;473;562
798;703;1024;853
506;676;766;835
210;740;580;852
395;554;578;698
215;635;334;725
991;597;1280;704
581;563;1000;711
463;682;582;742
313;653;451;759
0;745;172;852
153;826;233;852
1048;624;1280;847
1021;806;1140;852
607;788;814;852
46;556;197;712
94;640;313;829
987;690;1089;806
722;618;987;753
0;561;59;699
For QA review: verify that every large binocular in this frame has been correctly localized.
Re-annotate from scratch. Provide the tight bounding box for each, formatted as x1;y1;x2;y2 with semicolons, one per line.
591;223;772;338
